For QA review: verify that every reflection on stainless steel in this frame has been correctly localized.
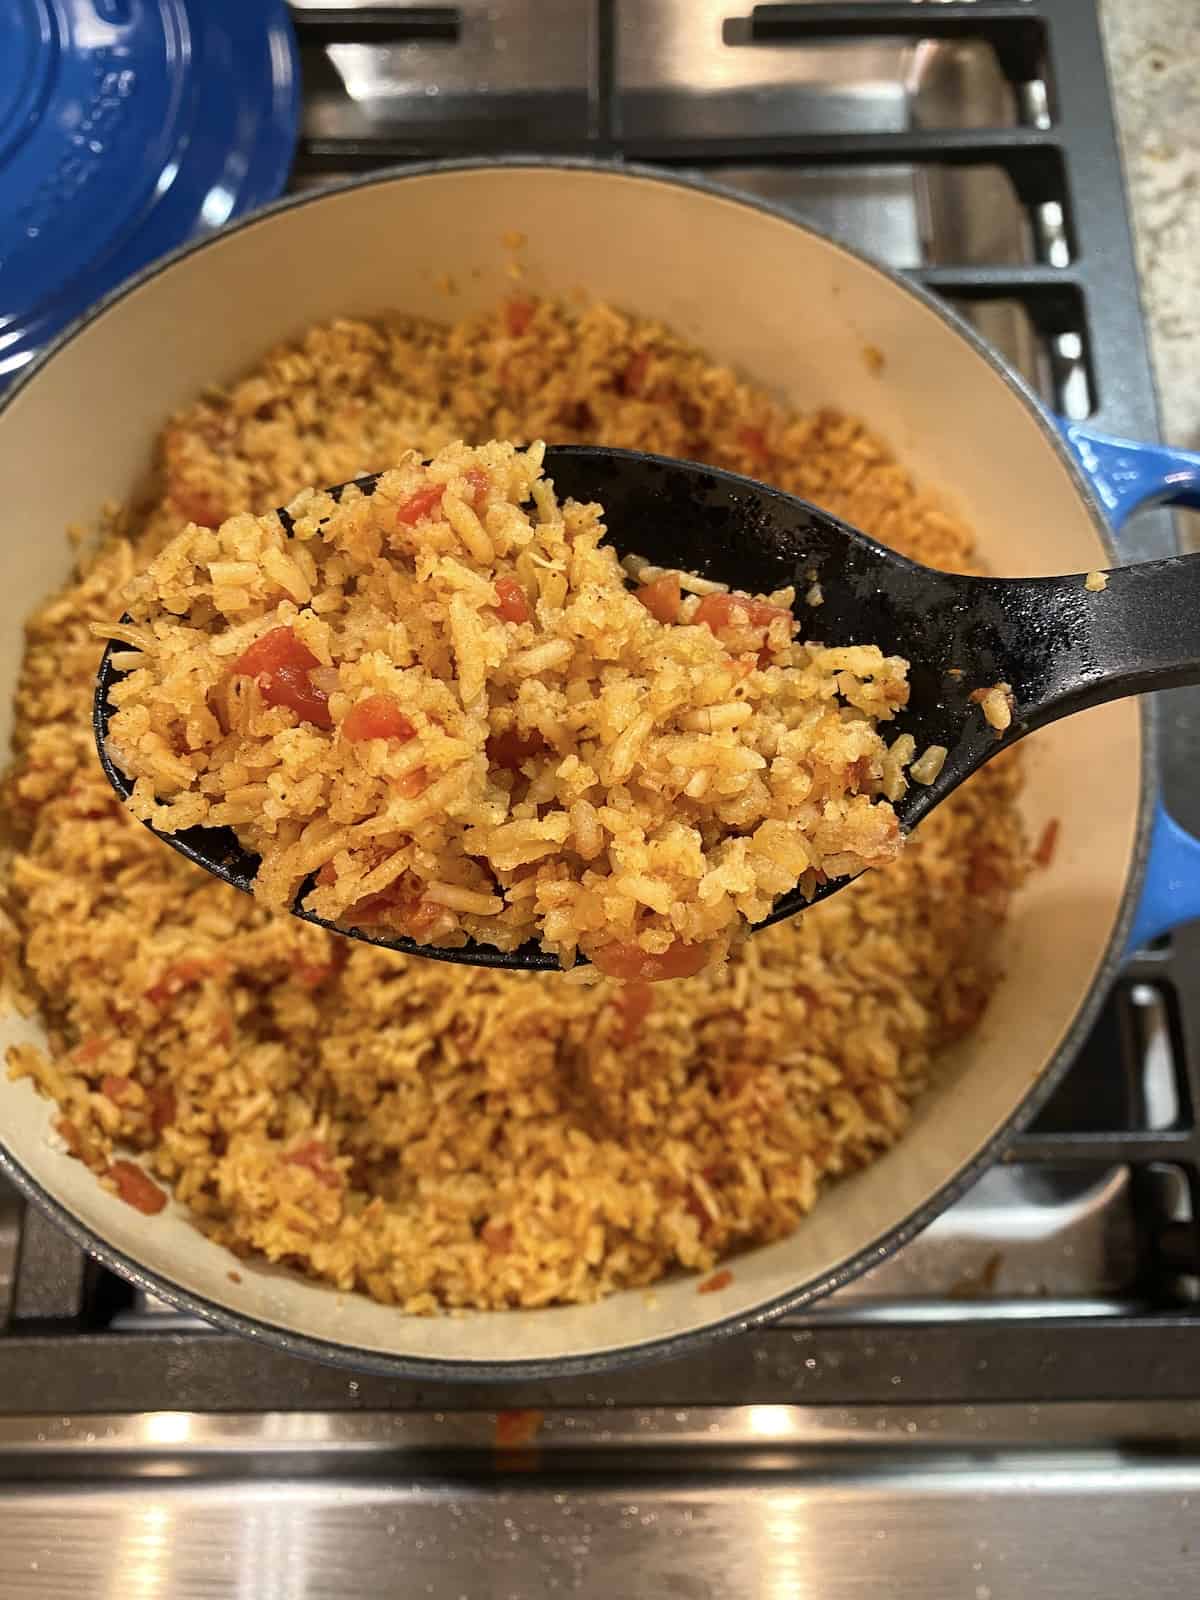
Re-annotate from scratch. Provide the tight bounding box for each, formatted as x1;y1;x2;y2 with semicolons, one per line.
1132;983;1180;1129
905;35;1019;131
11;1202;89;1321
697;163;1031;269
625;1;918;96
922;168;1034;264
621;13;908;137
292;0;1032;146
296;0;595;141
1;1445;1197;1600
817;1165;1139;1315
0;1187;19;1323
617;0;1020;139
4;1400;1200;1459
696;163;925;263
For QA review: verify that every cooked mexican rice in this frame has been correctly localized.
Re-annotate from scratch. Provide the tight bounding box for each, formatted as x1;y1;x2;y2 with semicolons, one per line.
0;297;1025;1310
103;439;916;977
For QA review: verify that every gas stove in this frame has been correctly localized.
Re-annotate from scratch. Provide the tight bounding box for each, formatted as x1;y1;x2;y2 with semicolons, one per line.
3;4;1198;1595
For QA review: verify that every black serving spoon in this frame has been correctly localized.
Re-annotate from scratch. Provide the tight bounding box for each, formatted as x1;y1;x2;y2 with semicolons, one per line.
95;446;1200;972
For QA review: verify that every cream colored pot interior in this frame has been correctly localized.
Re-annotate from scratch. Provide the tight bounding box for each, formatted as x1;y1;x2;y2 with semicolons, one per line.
0;167;1140;1365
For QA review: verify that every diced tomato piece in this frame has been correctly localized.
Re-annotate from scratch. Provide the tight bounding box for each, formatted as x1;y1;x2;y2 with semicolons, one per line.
737;425;769;463
345;896;392;934
343;693;417;744
698;592;794;664
611;981;653;1045
493;576;531;624
694;592;792;635
405;898;444;935
316;861;338;887
1034;817;1060;869
101;1074;132;1104
393;765;429;799
261;662;333;728
395;482;446;527
149;1085;177;1132
295;963;336;989
145;958;215;1007
504;298;535;337
465;467;490;511
73;1036;107;1067
635;573;682;625
285;1139;341;1189
171;490;226;529
694;593;741;632
620;350;650;396
697;1268;733;1294
109;1160;168;1215
346;886;441;934
405;898;445;936
495;1408;543;1449
344;890;394;925
481;1219;514;1254
57;1117;84;1158
486;729;545;771
232;627;333;729
233;626;319;678
591;939;714;983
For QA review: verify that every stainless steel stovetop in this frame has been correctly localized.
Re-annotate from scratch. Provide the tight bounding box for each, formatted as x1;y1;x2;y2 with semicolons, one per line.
3;5;1198;1595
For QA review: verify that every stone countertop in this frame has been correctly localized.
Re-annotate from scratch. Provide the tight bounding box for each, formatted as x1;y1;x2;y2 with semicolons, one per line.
1100;0;1199;456
1103;0;1199;810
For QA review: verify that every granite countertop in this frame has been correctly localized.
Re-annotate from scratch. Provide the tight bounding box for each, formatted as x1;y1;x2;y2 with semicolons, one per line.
1101;0;1199;461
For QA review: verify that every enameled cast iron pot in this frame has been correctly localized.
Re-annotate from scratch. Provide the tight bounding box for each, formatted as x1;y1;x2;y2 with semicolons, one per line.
1;161;1199;1379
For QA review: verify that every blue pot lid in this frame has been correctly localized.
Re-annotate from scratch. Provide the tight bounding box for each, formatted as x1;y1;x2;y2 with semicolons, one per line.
0;0;301;381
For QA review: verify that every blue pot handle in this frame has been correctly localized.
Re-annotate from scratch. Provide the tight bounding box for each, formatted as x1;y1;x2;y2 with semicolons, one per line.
1056;420;1200;949
1128;803;1200;951
1060;421;1200;524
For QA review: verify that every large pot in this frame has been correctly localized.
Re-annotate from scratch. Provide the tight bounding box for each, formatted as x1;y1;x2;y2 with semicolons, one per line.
2;160;1199;1378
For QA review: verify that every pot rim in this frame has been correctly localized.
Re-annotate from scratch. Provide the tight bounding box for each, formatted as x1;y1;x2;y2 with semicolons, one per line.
0;155;1154;1381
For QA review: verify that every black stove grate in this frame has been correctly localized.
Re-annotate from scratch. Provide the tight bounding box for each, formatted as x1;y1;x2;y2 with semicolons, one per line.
2;0;1197;1413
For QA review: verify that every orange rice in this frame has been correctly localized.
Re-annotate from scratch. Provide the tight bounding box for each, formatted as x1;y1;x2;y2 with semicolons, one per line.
102;439;918;975
0;296;1026;1310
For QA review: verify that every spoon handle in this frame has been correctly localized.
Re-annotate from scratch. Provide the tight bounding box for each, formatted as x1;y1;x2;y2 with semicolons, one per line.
980;551;1200;733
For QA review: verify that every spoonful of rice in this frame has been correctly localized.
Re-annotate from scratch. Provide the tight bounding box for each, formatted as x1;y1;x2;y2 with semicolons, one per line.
94;440;1200;981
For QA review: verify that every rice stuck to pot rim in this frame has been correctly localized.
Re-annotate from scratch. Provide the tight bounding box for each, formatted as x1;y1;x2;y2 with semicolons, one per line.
101;439;928;979
0;294;1028;1313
